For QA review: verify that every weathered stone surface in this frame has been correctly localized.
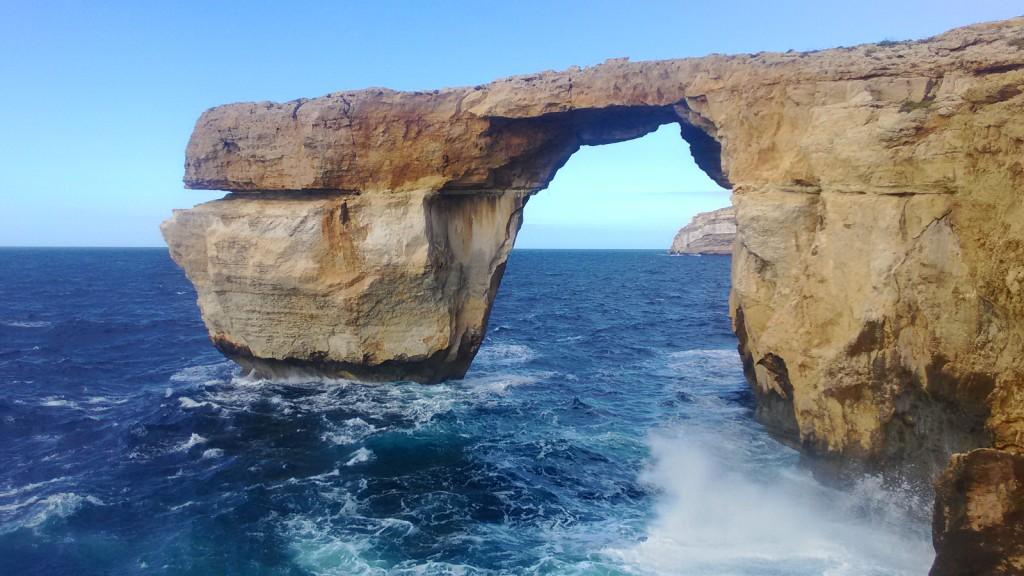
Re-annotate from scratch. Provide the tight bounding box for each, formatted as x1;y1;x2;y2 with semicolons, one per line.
669;206;735;255
164;190;524;382
931;449;1024;575
165;18;1024;569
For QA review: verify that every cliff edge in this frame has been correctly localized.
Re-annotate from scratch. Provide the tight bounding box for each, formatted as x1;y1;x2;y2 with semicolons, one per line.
669;206;735;255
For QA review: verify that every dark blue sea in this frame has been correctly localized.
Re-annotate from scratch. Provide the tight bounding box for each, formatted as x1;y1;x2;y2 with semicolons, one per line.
0;248;932;575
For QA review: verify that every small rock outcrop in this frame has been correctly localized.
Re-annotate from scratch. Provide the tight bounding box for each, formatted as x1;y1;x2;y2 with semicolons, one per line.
164;18;1024;571
669;206;735;254
932;449;1024;575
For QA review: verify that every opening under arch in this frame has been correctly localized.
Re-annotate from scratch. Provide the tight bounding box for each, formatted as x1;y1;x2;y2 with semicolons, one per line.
515;123;731;249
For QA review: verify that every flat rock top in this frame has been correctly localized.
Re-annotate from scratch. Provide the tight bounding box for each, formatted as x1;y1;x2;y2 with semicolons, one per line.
183;17;1024;193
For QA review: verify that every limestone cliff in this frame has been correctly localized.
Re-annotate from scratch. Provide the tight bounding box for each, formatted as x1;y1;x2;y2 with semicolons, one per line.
669;206;735;255
164;18;1024;572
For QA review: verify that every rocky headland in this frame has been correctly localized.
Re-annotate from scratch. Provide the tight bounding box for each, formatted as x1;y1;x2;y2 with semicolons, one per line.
164;18;1024;573
669;206;736;255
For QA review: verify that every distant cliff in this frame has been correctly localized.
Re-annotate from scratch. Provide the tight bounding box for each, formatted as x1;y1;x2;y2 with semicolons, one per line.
669;206;735;255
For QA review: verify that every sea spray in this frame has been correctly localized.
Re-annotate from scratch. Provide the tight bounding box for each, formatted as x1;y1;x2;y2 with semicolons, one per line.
609;432;933;575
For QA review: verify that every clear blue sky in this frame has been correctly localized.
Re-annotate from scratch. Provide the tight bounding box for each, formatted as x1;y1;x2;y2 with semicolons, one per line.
0;1;1018;248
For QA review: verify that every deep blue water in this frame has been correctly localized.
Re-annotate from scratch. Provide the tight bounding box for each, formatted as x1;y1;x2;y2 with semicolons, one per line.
0;248;932;575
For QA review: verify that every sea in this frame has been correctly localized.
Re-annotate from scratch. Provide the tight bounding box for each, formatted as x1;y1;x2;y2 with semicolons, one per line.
0;248;934;575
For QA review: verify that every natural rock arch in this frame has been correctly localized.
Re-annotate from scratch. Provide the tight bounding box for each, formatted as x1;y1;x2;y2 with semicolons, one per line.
164;19;1024;572
171;95;732;385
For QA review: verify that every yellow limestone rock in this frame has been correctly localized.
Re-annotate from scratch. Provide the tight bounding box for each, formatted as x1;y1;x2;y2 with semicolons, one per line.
931;449;1024;575
164;190;524;382
164;18;1024;572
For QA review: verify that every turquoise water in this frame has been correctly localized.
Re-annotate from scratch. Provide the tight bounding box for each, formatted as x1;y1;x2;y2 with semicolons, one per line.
0;248;933;574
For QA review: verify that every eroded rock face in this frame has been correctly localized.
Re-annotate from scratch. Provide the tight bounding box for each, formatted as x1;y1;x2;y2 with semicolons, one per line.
163;190;525;382
669;206;735;255
165;18;1024;569
931;449;1024;575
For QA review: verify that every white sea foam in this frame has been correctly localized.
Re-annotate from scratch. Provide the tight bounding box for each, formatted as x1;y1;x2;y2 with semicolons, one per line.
0;477;68;499
175;433;208;452
84;396;128;406
666;348;744;380
299;469;341;485
345;448;374;466
283;513;389;576
169;361;235;385
169;500;197;511
0;320;52;328
39;396;78;409
26;493;104;527
461;372;542;395
474;343;537;366
201;448;224;459
207;370;538;433
0;492;104;533
178;396;215;409
321;418;380;446
603;348;936;576
578;348;937;575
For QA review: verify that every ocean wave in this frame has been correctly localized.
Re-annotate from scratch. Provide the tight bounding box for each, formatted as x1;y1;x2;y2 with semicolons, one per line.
163;348;543;441
169;361;235;385
283;511;399;576
84;395;129;406
345;448;374;466
38;396;79;409
0;492;105;533
389;561;494;575
178;396;216;409
460;372;544;395
175;433;208;452
0;320;52;329
0;477;69;499
606;431;934;576
321;417;381;446
474;343;537;366
30;394;135;415
666;348;742;374
180;367;546;441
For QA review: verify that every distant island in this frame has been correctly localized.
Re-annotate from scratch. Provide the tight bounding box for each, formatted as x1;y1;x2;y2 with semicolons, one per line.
669;206;735;255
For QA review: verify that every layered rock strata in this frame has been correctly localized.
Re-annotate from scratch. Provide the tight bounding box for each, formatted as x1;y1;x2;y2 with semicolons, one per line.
164;190;524;382
164;18;1024;572
669;206;735;255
